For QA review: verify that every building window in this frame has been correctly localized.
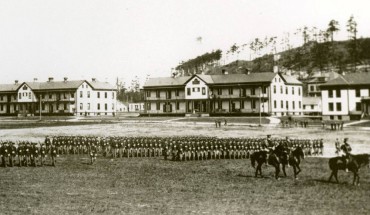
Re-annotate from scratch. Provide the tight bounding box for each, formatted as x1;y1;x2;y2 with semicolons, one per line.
80;103;83;110
281;101;283;108
330;115;334;120
217;89;222;95
251;88;255;95
87;91;90;98
0;104;3;111
80;91;83;98
49;94;52;99
356;102;361;111
311;105;314;109
156;102;160;110
303;105;306;110
355;89;361;97
292;87;295;95
241;100;244;109
229;88;233;95
166;91;171;99
286;101;289;109
299;101;301;109
28;93;31;99
97;92;100;98
280;86;283;94
187;88;191;96
328;90;333;98
105;92;107;98
336;103;342;111
298;88;301;96
146;91;150;97
64;104;67;110
105;103;107;110
112;92;115;99
310;85;314;92
147;103;151;110
292;101;295;110
251;100;256;109
97;103;100;110
338;115;342;120
273;86;276;94
175;90;179;97
329;103;334;111
19;93;21;99
176;102;180;110
202;87;206;95
87;103;90;110
274;100;276;108
336;90;341;98
71;93;74;98
285;87;288;94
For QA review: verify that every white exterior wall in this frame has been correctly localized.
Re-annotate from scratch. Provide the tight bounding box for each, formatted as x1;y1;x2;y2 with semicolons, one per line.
17;84;37;103
270;74;303;116
185;77;209;99
322;89;348;116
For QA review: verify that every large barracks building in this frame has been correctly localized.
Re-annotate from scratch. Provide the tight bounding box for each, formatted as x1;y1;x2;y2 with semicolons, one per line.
143;73;303;116
0;77;117;116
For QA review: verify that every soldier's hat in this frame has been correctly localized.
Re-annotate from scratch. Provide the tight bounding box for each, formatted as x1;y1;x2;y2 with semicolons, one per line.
267;135;271;138
344;137;348;141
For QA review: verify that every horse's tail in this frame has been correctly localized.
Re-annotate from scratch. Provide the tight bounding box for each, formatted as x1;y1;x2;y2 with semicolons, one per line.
251;153;256;168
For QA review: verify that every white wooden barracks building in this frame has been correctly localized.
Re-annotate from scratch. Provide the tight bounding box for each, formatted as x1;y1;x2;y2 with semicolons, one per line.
0;77;117;116
143;73;303;116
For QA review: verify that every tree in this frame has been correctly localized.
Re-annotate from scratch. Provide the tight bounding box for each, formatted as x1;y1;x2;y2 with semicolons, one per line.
347;15;358;71
327;20;340;43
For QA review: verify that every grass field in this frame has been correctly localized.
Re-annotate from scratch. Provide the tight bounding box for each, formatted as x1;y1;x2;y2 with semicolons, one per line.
0;120;370;214
0;156;369;215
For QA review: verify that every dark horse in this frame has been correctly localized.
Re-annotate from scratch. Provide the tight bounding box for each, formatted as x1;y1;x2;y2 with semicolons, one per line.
288;146;305;179
328;153;370;186
250;151;268;177
268;147;289;179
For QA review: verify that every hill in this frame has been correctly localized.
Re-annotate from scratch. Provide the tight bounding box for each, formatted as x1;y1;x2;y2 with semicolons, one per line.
176;38;370;77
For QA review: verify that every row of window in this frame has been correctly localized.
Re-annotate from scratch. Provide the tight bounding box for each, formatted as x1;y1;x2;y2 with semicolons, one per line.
273;86;301;96
18;92;32;99
147;100;259;111
79;103;115;111
328;102;362;112
80;91;114;99
328;89;369;98
273;100;302;110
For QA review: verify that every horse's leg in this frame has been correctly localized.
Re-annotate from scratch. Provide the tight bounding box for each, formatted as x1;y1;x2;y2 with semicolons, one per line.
275;165;280;180
334;170;339;183
296;164;301;175
293;166;297;179
328;171;333;182
282;164;287;177
255;164;259;177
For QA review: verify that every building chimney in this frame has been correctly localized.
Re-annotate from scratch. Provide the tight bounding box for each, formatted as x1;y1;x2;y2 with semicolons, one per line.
15;80;19;85
64;77;68;82
33;78;38;82
48;77;54;82
92;78;96;82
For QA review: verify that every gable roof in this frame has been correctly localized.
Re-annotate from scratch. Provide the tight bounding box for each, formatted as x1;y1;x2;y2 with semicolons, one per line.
24;80;85;91
321;73;370;87
86;80;116;90
144;76;190;88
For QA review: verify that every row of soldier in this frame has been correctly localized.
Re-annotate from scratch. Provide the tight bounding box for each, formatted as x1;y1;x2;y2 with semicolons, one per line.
0;141;57;167
46;135;323;161
1;135;324;166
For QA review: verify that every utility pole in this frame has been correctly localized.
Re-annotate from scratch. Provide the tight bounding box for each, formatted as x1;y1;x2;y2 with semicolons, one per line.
39;95;42;121
259;86;262;126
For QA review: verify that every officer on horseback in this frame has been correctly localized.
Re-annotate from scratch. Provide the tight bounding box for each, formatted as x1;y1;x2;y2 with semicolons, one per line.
340;137;352;172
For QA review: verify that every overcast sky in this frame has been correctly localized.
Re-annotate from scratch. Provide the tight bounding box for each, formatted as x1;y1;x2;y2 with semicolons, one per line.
0;0;369;86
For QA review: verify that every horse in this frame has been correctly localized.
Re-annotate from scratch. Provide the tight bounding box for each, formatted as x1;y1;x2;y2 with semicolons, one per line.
268;147;289;179
328;153;370;186
250;151;268;177
288;146;305;179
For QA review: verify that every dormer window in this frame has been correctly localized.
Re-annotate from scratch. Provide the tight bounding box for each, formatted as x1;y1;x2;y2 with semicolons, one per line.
192;79;200;85
23;86;28;90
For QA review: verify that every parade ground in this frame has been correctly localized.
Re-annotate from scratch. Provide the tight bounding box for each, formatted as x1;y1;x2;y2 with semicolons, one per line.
0;118;370;214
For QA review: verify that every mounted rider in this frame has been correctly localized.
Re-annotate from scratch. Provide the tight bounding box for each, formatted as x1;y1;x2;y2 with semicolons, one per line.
340;137;352;172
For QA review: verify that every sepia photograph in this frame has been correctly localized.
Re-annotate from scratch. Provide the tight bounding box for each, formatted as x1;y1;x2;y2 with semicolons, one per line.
0;0;370;214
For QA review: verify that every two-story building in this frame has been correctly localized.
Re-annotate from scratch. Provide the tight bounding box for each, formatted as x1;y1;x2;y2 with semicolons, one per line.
321;73;370;120
0;77;117;116
143;73;303;116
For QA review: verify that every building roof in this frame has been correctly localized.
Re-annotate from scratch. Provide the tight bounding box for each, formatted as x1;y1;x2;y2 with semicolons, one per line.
0;79;116;92
144;73;301;88
0;83;21;92
302;97;321;105
321;73;370;87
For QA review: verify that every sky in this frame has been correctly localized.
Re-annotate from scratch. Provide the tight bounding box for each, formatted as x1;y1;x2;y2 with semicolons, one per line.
0;0;369;86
